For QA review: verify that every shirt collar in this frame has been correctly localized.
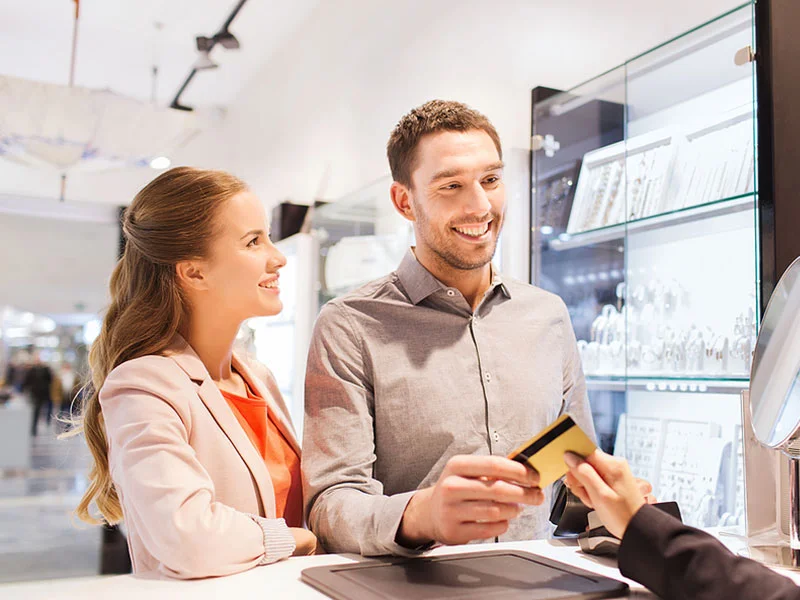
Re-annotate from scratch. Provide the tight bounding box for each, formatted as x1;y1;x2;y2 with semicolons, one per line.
396;248;512;305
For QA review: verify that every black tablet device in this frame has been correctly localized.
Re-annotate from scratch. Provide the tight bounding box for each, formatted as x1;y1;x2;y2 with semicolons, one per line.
301;550;629;600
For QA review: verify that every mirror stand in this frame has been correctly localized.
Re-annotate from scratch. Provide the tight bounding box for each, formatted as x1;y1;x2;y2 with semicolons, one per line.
742;457;800;570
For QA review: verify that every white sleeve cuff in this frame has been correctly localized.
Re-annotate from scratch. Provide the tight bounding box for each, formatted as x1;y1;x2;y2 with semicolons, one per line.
247;515;296;565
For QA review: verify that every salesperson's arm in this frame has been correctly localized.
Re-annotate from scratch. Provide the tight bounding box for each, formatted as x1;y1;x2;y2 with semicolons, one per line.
564;450;800;600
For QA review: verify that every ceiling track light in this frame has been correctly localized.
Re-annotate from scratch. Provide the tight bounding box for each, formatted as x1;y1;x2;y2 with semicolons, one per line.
170;0;248;111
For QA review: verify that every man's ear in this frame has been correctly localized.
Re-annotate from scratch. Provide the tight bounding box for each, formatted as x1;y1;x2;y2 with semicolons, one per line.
390;181;416;222
175;260;209;292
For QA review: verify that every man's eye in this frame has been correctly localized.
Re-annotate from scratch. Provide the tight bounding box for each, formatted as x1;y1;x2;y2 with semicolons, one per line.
247;236;259;247
442;183;460;190
484;176;499;185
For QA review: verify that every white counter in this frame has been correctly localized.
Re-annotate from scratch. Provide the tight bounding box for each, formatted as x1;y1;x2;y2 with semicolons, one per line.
2;535;799;599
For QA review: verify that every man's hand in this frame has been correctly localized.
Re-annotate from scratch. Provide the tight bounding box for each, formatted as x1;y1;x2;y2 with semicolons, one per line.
563;449;646;539
290;527;318;556
397;455;543;547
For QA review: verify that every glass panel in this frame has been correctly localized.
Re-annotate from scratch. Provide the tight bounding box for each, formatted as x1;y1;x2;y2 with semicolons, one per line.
311;176;413;309
621;2;756;530
531;67;627;453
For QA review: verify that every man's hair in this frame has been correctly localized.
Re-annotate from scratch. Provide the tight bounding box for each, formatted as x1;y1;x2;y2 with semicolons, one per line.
387;100;502;187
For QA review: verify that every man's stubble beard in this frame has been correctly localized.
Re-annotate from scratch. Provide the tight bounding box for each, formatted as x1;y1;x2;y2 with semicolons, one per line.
413;199;503;272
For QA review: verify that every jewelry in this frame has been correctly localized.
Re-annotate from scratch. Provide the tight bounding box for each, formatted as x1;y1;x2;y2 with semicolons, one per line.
615;282;626;311
628;340;642;370
631;284;647;308
713;336;729;374
590;313;607;344
686;328;704;373
641;339;665;373
585;342;601;375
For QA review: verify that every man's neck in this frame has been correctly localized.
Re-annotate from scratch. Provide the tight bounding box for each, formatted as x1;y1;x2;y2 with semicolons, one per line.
412;246;492;311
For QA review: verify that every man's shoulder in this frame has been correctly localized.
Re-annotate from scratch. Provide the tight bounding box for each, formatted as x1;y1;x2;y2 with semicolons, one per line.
322;271;409;314
502;277;568;314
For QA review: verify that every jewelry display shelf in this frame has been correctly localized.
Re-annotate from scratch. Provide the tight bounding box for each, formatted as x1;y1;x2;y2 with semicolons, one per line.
586;375;749;394
548;192;755;251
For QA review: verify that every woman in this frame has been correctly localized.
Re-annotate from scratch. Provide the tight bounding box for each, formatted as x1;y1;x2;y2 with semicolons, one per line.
72;167;316;579
564;449;800;600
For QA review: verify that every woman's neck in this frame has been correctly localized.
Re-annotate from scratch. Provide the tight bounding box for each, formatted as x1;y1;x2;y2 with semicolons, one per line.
180;314;241;383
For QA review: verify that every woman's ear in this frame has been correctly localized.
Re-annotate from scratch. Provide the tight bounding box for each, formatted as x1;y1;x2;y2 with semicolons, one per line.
175;260;209;292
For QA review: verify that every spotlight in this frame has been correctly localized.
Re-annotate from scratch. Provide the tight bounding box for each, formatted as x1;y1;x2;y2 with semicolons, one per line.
214;29;240;49
150;156;171;169
195;35;214;52
193;50;218;71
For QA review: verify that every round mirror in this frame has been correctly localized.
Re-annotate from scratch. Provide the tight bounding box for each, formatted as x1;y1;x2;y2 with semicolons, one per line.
750;256;800;452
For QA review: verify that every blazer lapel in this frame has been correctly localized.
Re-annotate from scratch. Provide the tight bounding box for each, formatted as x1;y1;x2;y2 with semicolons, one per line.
195;379;276;517
166;337;277;517
233;353;301;457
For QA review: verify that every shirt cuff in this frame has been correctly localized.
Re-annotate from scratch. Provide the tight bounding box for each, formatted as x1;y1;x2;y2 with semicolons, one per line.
383;490;439;557
247;515;297;565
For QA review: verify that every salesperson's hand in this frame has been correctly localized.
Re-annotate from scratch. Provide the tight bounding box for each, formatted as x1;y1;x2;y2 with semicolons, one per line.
290;527;318;556
563;449;645;539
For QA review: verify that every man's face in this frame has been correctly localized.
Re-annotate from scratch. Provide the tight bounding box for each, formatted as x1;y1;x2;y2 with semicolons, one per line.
406;129;505;271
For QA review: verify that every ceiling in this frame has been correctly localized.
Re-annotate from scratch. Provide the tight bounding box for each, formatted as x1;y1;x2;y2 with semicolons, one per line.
0;0;320;108
0;0;320;322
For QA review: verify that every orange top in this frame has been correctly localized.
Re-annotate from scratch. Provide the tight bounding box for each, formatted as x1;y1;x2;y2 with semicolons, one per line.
220;384;303;527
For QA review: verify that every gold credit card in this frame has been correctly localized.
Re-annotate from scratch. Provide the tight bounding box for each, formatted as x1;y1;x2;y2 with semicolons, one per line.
507;414;596;488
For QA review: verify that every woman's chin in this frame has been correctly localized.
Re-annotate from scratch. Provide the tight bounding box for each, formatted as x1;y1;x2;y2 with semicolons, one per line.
258;301;283;317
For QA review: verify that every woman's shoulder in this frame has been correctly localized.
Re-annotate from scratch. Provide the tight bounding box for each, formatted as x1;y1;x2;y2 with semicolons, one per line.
101;354;195;404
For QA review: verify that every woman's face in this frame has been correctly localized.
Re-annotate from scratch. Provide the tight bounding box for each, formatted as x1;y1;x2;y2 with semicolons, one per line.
196;190;287;322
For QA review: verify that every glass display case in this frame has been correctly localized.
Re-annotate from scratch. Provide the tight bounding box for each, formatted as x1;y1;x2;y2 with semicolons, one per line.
310;176;414;309
531;3;757;529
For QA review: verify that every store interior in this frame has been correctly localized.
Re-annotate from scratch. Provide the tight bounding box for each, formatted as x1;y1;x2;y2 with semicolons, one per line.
0;0;788;587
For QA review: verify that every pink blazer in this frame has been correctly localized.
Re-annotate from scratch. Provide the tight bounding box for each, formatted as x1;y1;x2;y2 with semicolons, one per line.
100;335;300;579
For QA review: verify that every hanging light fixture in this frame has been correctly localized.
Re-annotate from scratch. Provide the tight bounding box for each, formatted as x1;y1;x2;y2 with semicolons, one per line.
0;0;197;194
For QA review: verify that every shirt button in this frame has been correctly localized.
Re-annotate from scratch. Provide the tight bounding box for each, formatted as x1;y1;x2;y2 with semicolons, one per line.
493;431;500;442
446;289;456;297
484;372;492;383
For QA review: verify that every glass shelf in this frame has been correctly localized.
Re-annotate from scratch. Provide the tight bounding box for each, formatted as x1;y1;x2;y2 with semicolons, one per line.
587;376;748;394
548;193;755;251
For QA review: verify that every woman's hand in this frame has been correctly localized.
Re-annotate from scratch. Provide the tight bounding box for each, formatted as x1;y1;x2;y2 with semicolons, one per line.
563;449;646;539
289;527;318;556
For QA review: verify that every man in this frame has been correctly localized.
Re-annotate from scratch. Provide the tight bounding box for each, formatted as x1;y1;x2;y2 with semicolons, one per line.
303;100;596;556
24;352;53;436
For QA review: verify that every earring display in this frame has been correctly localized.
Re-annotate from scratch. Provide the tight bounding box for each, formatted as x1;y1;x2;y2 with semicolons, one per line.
566;108;754;235
615;414;736;529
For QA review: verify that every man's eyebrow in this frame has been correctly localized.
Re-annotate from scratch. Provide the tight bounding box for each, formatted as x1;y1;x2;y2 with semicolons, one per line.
429;161;505;182
240;229;265;240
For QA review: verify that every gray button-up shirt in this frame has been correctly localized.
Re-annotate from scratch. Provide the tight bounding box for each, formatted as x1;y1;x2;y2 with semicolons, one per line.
303;250;595;556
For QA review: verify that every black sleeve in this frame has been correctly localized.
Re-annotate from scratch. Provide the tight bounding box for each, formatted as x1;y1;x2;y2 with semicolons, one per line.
618;504;800;600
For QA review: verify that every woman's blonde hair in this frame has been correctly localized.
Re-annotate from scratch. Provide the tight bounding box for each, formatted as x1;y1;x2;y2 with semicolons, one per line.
71;166;247;524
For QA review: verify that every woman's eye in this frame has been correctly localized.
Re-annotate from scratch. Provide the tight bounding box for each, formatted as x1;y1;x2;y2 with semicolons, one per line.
247;236;259;247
